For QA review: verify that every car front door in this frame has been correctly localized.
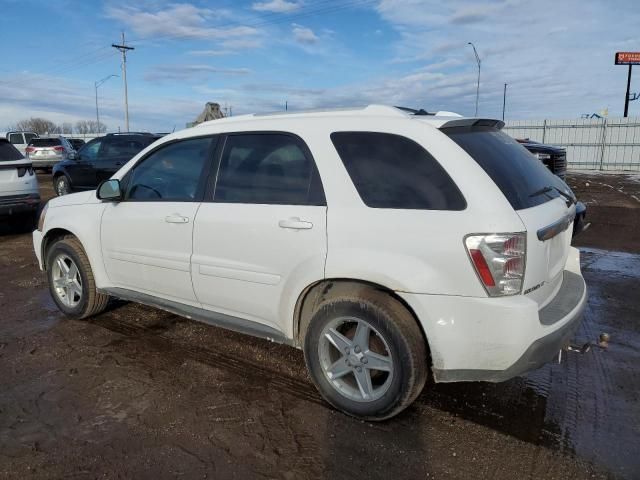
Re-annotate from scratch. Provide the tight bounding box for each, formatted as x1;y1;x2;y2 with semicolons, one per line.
65;138;102;188
191;133;327;337
101;136;216;303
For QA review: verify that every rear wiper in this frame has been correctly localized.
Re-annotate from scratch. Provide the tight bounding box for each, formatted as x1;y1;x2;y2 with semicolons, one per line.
529;185;576;205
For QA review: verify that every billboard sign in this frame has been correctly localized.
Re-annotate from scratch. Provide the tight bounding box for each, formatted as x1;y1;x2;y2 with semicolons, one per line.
615;52;640;65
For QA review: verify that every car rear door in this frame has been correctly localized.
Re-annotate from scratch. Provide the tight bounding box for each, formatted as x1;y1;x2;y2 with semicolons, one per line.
443;124;575;306
191;132;327;337
100;136;215;303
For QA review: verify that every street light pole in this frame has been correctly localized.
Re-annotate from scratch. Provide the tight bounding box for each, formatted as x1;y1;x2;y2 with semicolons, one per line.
468;42;481;116
502;83;508;121
95;74;118;132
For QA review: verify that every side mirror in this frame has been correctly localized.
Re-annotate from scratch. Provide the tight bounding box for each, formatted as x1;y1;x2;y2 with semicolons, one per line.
97;179;123;202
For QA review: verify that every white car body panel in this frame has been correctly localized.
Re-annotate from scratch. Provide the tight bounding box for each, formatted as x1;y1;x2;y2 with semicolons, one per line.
33;105;587;381
0;159;39;196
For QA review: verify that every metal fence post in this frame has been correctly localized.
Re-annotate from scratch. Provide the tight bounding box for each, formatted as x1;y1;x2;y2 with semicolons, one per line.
541;119;547;143
599;118;608;171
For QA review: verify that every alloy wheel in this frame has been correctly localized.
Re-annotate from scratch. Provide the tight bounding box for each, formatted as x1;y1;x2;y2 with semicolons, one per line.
51;254;83;307
318;316;394;402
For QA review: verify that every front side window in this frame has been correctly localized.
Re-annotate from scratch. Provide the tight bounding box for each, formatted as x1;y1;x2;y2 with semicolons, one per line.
330;132;466;210
125;137;212;201
78;139;102;161
8;133;23;144
213;133;325;206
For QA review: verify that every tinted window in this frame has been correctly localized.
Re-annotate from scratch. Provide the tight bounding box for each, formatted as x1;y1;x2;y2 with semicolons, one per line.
24;133;37;144
8;133;23;144
79;139;102;161
214;133;325;206
0;140;24;161
30;138;61;147
330;132;465;210
125;137;212;201
101;138;148;160
443;126;566;210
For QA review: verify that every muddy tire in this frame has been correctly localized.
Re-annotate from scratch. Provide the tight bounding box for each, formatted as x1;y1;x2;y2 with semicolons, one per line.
46;236;109;319
304;289;427;421
54;175;72;196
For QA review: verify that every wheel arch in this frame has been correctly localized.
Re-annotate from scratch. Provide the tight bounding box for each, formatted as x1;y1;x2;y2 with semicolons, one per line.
293;278;432;361
41;227;76;270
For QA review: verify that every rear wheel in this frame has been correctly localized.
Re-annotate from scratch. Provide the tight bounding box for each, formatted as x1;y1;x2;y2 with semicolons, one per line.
304;289;428;420
54;175;72;196
46;237;109;319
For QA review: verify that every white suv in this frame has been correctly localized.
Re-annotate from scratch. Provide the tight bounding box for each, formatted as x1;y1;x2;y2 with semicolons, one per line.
33;105;587;420
1;138;40;224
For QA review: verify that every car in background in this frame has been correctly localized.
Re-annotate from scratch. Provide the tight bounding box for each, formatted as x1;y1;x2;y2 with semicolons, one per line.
52;132;162;196
5;131;39;155
26;136;76;171
516;139;567;179
0;138;40;226
67;138;86;151
516;139;588;238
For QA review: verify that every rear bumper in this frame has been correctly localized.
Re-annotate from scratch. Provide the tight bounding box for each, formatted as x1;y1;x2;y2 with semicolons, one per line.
0;194;40;216
399;247;587;383
30;159;60;168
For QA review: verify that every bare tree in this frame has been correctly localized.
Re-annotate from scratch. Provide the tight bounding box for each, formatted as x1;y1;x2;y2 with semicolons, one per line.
61;122;73;134
9;117;60;135
75;120;107;134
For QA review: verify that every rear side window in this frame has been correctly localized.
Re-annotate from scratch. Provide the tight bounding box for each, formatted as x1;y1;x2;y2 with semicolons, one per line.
24;133;37;144
8;133;23;144
443;126;566;210
213;133;325;206
0;140;24;161
30;138;61;147
330;132;465;210
101;138;148;160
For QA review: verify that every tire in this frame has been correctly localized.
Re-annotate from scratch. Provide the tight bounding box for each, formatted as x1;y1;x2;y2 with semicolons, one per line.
46;236;109;319
54;175;72;196
304;289;428;420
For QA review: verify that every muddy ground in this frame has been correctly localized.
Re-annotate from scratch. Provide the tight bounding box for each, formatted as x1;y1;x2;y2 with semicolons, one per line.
0;173;638;479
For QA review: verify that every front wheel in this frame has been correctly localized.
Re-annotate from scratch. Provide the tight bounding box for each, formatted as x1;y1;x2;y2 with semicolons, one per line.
54;175;72;196
46;237;109;319
304;290;428;420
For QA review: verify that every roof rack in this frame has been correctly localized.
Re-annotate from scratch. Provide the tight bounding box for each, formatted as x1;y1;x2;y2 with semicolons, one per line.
106;132;157;136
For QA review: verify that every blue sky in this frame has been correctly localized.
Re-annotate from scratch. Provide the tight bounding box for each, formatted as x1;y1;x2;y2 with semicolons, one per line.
0;0;638;132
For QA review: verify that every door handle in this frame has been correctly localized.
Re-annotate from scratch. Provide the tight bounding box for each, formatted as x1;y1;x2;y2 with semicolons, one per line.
165;214;190;224
278;217;313;230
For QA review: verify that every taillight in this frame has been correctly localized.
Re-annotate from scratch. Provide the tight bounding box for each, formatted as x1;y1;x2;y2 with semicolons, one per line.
465;233;526;296
17;166;34;177
25;146;36;154
53;146;64;152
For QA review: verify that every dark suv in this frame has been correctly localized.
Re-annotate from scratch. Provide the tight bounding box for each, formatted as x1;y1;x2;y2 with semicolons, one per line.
52;133;161;196
516;139;567;180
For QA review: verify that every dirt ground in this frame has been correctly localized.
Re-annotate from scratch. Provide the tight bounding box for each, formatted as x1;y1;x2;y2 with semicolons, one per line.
0;173;638;479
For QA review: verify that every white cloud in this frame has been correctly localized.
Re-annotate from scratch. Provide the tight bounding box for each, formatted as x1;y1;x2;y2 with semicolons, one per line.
292;23;319;45
187;50;232;57
252;0;301;13
105;4;258;41
144;64;252;83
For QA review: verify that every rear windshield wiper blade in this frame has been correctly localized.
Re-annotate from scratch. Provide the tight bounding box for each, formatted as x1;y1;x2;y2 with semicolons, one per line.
529;185;576;205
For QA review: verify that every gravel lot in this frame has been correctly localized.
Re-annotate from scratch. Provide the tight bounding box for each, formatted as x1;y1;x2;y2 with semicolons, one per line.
0;172;638;479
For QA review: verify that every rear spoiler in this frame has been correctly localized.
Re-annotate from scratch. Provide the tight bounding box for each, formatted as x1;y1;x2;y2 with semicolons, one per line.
438;118;505;130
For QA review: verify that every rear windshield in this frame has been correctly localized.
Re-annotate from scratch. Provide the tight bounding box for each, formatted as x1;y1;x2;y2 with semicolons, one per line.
0;140;24;161
29;138;61;147
443;126;566;210
330;132;466;210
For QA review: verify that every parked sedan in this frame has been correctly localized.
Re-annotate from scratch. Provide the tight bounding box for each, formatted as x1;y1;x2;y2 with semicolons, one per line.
26;137;76;171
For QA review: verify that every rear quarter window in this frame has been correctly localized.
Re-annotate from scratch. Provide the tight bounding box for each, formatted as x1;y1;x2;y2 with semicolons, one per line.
330;132;466;210
443;126;566;210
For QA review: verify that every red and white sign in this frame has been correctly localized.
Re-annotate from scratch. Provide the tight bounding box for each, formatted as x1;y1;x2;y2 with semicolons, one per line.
615;52;640;65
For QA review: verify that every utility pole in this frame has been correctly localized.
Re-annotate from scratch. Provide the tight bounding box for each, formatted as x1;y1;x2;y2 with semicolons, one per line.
95;74;118;132
112;32;134;132
468;42;481;116
502;83;507;121
624;65;633;118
